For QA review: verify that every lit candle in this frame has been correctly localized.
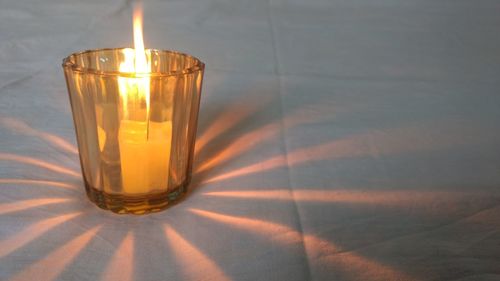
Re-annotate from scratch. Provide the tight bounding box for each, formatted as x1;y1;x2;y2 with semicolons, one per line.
117;5;172;194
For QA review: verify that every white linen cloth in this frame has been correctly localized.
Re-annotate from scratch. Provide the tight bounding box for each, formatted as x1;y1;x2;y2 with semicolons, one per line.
0;0;499;280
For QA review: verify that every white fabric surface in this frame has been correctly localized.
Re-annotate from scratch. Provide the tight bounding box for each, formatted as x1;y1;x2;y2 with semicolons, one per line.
1;0;500;280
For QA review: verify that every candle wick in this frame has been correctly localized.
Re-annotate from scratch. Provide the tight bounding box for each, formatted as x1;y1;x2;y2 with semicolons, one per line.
147;115;150;140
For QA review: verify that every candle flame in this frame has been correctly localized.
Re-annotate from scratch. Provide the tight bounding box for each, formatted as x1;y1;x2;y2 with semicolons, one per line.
119;2;150;120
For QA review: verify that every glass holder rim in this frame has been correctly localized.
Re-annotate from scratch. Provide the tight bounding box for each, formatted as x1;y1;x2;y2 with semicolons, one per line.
62;47;205;78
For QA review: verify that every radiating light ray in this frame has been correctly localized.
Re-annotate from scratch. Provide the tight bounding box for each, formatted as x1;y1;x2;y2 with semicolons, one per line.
200;129;358;182
9;226;101;281
202;189;471;207
191;211;410;279
285;119;500;165
0;212;81;258
305;238;415;281
196;123;279;174
287;138;365;166
195;90;339;158
194;98;348;179
189;209;415;281
100;232;134;281
204;190;292;200
202;155;286;183
0;198;73;215
0;153;80;178
195;95;335;166
0;178;78;190
282;101;338;129
195;99;337;175
189;209;305;244
164;226;230;281
203;119;500;184
195;98;267;156
196;132;404;183
0;117;78;155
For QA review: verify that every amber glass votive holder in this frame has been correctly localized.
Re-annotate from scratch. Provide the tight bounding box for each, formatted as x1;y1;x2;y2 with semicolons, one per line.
62;48;205;214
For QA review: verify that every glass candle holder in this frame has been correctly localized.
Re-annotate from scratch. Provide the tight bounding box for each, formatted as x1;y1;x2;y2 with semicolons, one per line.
62;48;205;214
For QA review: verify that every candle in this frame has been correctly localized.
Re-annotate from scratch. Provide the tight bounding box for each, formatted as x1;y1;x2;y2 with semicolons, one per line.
63;2;205;214
118;120;172;194
117;7;172;195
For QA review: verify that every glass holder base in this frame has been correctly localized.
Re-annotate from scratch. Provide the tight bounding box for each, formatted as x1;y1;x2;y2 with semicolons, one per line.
84;180;189;215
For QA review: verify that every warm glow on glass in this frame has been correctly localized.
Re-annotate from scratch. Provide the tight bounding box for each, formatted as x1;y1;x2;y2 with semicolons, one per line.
63;6;205;214
115;4;174;197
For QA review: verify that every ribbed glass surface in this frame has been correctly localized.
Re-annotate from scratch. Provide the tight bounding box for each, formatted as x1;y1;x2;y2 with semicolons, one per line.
62;48;204;214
